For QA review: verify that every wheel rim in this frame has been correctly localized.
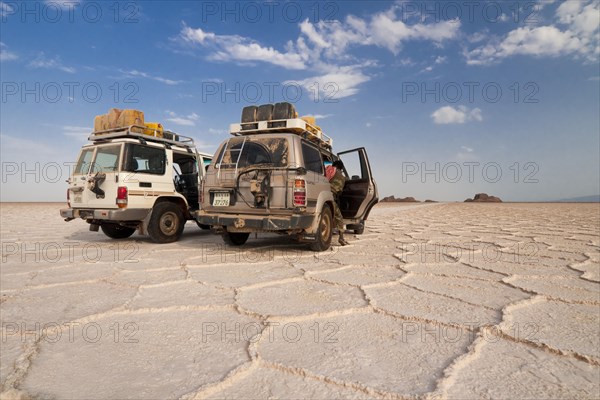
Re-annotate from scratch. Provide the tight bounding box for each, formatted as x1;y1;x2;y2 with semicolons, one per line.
159;211;179;235
320;211;331;241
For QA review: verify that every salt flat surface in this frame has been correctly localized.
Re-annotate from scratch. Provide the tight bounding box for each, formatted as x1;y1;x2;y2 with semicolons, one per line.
1;202;599;399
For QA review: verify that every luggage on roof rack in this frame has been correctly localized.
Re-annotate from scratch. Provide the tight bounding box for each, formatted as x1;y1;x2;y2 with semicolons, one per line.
229;117;333;149
234;103;332;147
89;125;195;148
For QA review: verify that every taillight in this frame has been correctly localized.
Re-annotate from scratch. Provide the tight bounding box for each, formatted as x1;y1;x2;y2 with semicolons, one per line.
293;179;306;206
116;186;128;208
67;189;70;208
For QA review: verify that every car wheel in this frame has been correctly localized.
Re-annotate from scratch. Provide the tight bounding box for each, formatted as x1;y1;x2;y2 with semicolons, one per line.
148;202;185;243
222;232;250;246
273;102;296;120
241;105;257;123
310;205;333;252
100;224;136;239
354;221;365;235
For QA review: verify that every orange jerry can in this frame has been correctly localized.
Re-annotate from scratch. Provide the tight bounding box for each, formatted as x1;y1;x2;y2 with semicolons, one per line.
144;122;164;138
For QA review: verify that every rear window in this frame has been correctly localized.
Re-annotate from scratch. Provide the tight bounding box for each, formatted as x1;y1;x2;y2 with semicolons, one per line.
216;137;288;168
74;148;94;175
122;144;166;175
92;145;121;173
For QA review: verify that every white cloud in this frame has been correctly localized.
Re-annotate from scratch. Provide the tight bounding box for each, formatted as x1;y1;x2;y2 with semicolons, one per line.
180;25;306;70
434;56;447;64
288;66;370;99
207;128;226;135
557;1;600;35
308;114;333;119
0;42;17;61
177;5;464;99
165;111;199;127
120;69;182;85
461;145;474;153
0;2;14;18
431;106;483;124
466;0;599;65
28;52;75;73
0;134;58;156
43;0;79;8
62;126;90;141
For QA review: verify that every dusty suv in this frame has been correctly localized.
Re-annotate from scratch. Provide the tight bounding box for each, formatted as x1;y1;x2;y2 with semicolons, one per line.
196;104;378;251
60;127;212;243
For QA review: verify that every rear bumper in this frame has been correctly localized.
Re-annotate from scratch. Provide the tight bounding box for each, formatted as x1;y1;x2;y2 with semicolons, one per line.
60;208;150;222
196;212;314;231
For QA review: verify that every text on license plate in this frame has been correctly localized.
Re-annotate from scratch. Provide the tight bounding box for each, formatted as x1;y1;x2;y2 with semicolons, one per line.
213;192;230;206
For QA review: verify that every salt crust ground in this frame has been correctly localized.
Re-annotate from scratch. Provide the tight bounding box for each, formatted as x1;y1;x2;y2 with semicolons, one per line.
1;202;598;399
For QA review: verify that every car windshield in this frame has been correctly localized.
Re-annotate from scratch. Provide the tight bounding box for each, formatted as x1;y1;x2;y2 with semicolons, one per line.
216;137;288;168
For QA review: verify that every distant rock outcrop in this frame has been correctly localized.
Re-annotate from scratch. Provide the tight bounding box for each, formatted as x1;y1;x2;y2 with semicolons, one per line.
424;199;438;203
464;193;502;202
381;196;420;203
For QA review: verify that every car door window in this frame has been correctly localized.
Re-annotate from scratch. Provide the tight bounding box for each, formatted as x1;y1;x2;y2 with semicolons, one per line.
339;150;368;180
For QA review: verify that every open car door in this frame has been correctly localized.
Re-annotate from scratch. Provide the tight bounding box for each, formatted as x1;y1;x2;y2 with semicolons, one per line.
337;147;378;223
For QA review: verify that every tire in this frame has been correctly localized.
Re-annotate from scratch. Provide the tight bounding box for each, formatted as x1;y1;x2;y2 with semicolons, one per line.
354;222;365;235
310;205;333;252
257;104;274;121
101;224;136;239
196;221;211;230
241;105;257;123
222;232;250;246
148;202;185;243
273;102;296;120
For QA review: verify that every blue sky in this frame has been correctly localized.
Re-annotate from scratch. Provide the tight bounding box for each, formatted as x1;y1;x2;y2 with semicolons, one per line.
1;0;599;202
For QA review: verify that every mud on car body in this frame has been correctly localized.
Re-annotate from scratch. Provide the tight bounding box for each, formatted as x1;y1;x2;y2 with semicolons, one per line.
196;103;378;251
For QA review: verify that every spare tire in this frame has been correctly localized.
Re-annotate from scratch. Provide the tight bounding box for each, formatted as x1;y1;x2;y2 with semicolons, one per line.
273;102;296;120
257;104;274;121
241;105;257;123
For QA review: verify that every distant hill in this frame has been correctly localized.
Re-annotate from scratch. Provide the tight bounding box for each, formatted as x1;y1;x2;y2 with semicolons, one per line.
381;196;420;203
556;195;600;202
464;193;502;203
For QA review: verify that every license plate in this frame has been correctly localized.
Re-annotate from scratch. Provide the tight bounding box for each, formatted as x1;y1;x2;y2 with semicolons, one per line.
74;195;82;203
212;192;230;206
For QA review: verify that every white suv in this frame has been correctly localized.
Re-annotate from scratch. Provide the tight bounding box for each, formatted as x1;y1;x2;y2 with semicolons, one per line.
60;127;212;243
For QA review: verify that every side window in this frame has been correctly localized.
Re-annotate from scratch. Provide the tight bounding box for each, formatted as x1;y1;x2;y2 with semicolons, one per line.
75;148;94;175
202;157;212;172
302;142;323;174
123;144;166;175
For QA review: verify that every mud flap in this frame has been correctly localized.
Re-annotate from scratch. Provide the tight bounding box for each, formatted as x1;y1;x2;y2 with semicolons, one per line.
138;209;153;236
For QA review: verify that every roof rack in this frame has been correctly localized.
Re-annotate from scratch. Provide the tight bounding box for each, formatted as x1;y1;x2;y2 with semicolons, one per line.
229;118;333;149
88;125;196;149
